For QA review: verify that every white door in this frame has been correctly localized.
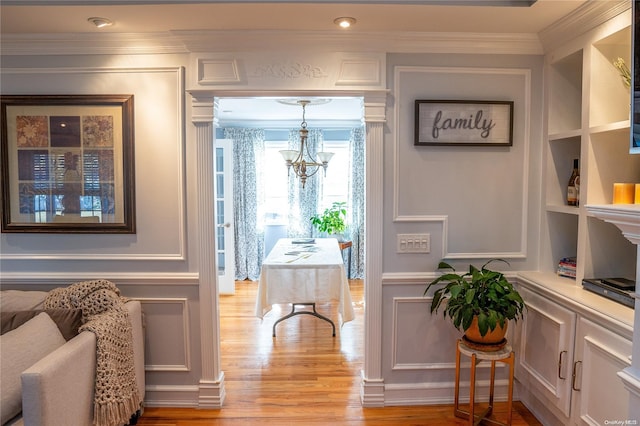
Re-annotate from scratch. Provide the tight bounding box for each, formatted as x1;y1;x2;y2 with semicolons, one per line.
215;138;235;295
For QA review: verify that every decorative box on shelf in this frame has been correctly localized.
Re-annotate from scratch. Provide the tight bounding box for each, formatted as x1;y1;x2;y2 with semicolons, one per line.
557;256;576;279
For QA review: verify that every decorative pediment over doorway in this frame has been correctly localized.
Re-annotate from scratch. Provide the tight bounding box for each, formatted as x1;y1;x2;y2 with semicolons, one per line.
189;52;385;92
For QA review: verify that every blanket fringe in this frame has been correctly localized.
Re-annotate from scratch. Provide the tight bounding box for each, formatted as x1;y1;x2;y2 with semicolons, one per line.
94;391;141;426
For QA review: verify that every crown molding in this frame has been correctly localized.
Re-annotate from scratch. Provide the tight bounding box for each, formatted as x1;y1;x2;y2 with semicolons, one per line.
174;30;543;55
538;0;630;53
1;30;543;56
0;32;188;56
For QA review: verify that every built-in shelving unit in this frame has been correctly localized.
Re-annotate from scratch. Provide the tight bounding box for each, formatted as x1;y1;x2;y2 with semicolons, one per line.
519;5;640;424
540;8;640;285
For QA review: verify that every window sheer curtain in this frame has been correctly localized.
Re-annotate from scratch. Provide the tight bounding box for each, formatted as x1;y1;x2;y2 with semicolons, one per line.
223;128;265;281
223;126;365;280
348;127;365;279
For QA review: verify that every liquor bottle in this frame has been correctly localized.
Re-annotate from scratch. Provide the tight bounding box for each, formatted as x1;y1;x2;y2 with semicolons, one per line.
567;158;579;206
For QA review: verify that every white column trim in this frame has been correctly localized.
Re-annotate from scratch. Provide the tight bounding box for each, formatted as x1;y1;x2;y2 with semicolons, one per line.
361;91;387;407
191;94;226;408
586;204;640;421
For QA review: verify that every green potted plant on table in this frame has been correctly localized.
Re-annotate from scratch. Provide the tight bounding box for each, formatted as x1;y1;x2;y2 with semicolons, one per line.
310;201;347;241
424;259;526;349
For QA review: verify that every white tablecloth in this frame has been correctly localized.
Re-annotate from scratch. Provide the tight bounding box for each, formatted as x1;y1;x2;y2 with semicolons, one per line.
255;238;355;323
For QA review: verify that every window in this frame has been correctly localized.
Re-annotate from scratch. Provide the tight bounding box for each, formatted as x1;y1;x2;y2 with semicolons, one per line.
262;140;290;224
262;138;350;226
318;140;349;211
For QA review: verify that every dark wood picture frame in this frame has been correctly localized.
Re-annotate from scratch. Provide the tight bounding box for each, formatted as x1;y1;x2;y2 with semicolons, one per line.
1;94;136;233
415;100;513;147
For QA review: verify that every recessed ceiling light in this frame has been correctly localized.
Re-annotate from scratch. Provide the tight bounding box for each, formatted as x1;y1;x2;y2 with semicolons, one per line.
334;17;356;29
88;17;113;29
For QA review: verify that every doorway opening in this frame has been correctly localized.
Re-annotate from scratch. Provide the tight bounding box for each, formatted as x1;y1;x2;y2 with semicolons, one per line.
213;95;367;400
214;96;365;290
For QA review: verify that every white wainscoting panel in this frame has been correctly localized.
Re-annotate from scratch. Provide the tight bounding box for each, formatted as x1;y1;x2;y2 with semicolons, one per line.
137;297;192;372
391;297;458;370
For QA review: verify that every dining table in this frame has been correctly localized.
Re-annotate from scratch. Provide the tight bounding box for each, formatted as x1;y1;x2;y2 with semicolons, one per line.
255;237;355;336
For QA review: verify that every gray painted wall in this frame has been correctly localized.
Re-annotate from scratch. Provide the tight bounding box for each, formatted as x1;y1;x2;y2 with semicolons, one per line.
0;50;543;406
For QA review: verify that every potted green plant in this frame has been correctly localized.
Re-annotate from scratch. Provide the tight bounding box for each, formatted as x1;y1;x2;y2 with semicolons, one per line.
424;259;526;347
310;202;347;239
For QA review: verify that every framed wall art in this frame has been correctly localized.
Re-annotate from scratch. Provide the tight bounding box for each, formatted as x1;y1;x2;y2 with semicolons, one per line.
1;95;136;233
415;100;513;147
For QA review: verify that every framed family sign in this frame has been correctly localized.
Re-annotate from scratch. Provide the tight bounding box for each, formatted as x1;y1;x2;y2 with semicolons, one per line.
415;100;513;147
1;95;136;233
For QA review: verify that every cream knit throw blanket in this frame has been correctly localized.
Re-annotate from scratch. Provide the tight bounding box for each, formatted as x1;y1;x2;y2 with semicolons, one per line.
44;280;141;426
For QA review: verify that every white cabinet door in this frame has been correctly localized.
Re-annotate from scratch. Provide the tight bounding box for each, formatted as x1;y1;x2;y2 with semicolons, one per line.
571;317;632;426
517;287;577;418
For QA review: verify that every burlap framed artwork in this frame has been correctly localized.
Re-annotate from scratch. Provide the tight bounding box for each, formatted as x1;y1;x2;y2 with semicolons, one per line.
415;100;513;147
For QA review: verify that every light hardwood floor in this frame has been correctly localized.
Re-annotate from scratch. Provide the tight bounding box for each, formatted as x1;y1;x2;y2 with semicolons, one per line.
136;280;541;425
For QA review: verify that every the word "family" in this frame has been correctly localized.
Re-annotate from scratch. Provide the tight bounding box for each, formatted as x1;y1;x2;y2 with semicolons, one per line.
431;110;496;139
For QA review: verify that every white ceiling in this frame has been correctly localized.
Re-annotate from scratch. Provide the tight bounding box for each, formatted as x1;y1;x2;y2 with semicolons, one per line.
0;0;590;126
0;0;586;35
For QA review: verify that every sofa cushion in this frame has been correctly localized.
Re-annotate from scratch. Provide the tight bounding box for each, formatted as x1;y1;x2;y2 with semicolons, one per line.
1;309;82;341
0;312;66;424
0;290;48;311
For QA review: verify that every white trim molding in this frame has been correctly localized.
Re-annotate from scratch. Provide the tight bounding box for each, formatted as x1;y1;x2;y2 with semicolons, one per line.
0;272;199;287
1;29;543;57
586;205;640;245
143;385;201;408
538;0;630;54
361;92;388;407
190;93;226;408
383;379;514;407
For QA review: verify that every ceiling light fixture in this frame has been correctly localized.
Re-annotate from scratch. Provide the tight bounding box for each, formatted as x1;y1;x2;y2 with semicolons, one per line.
279;100;334;188
88;17;113;29
334;17;356;29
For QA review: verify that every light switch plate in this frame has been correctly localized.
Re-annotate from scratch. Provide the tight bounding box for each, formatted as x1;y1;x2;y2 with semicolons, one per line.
397;233;430;253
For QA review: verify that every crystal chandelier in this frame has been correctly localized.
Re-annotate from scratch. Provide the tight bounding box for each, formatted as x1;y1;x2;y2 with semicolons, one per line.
279;100;334;188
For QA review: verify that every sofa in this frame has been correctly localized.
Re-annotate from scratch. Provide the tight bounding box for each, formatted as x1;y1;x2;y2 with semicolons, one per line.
0;289;145;426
